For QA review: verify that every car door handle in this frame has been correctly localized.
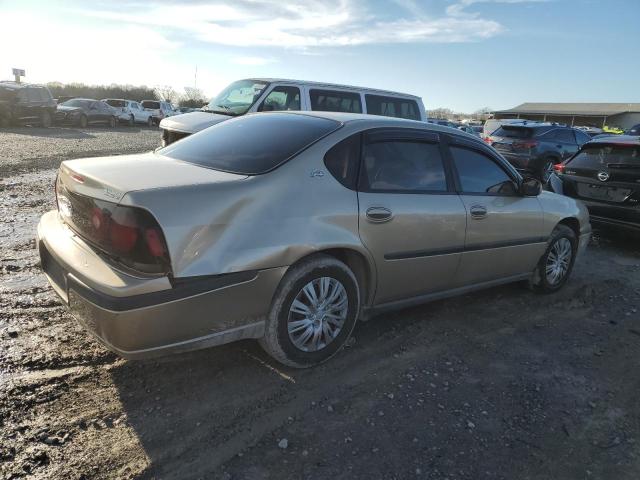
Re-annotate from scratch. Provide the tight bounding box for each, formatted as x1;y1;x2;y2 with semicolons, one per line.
470;205;487;219
366;207;393;223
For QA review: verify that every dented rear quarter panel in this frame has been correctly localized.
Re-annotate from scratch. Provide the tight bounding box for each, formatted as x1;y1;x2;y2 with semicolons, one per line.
122;121;376;279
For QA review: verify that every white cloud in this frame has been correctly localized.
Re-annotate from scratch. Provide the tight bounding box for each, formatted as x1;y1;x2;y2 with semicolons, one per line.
232;56;275;66
73;0;519;48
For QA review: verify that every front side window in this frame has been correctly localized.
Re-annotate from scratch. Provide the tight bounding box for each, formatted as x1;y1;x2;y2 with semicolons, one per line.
360;141;447;192
310;89;362;114
450;146;516;195
159;112;340;175
365;95;419;120
206;79;268;116
258;86;301;112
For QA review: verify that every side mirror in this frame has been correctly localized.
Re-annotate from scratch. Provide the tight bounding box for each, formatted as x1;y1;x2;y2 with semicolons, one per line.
520;177;542;197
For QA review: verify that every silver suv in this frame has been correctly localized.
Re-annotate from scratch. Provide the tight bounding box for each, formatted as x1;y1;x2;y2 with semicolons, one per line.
38;112;591;367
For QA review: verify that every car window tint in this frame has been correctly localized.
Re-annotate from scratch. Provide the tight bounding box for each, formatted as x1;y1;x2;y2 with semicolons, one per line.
259;86;301;112
450;146;516;195
361;141;447;192
568;145;640;169
310;90;362;113
324;134;361;189
574;130;590;144
365;95;419;120
160;113;340;175
555;129;576;143
493;126;533;139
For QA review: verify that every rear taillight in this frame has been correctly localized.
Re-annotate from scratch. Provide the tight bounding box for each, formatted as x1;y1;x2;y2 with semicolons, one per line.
56;180;170;274
553;163;565;174
483;136;492;144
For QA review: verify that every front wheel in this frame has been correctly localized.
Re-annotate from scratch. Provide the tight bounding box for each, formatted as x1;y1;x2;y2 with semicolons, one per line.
259;254;360;368
529;224;577;293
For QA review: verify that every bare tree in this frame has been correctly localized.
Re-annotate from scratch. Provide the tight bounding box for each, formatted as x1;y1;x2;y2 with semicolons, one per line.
180;87;208;108
428;107;455;120
154;85;179;104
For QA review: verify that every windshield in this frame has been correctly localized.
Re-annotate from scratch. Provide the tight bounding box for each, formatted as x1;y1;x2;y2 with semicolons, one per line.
61;99;91;108
205;80;268;116
568;144;640;169
159;113;340;175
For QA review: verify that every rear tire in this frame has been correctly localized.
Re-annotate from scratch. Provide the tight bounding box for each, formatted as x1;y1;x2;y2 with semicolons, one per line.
529;224;577;293
147;116;153;127
259;254;360;368
40;110;52;128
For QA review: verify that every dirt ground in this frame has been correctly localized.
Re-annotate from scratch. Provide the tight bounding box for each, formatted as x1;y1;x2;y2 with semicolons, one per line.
1;127;639;480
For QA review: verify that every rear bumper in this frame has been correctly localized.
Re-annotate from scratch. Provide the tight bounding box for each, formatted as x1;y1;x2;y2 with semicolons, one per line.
37;210;285;359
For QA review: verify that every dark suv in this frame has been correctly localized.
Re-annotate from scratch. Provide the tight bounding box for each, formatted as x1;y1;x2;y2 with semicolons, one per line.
487;122;591;182
549;136;640;232
0;82;56;127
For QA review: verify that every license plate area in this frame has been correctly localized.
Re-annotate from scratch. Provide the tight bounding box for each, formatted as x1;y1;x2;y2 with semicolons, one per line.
40;243;69;303
576;182;631;202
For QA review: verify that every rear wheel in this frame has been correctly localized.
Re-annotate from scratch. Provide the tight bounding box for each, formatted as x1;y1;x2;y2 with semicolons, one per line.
147;116;153;127
529;224;577;293
539;157;556;183
259;254;360;368
40;110;52;128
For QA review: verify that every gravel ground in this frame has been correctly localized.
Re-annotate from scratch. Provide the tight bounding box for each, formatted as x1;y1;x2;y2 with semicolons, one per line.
0;126;160;177
1;128;640;480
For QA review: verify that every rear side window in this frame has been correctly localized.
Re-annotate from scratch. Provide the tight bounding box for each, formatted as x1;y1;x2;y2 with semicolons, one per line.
365;95;419;120
493;126;534;139
450;146;516;195
324;134;361;189
360;141;447;192
310;90;362;114
160;113;340;175
568;145;640;169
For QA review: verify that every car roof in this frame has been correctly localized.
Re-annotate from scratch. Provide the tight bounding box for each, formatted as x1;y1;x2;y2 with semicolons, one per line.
587;135;640;146
0;81;46;90
245;78;421;100
251;110;483;142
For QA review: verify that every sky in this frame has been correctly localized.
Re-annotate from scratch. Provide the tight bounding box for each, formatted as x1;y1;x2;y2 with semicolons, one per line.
0;0;638;112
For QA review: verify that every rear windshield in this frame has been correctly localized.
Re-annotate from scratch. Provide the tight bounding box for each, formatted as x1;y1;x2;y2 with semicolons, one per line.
159;113;341;175
492;126;535;139
568;144;640;169
141;101;160;109
105;99;125;107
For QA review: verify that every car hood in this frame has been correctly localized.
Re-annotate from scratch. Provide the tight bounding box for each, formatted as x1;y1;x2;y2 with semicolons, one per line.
159;111;232;134
57;105;82;113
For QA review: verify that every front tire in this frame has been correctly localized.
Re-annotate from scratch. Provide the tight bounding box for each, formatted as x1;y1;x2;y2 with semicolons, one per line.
259;254;360;368
529;224;577;293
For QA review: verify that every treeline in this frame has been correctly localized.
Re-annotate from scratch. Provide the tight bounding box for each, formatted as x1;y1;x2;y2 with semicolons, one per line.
46;82;157;102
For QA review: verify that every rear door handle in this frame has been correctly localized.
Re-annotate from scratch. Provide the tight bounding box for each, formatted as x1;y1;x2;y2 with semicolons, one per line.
470;205;487;219
366;206;393;223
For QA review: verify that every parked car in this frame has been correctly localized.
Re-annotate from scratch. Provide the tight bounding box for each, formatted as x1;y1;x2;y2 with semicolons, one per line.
575;126;604;137
176;107;198;114
159;78;426;146
549;135;640;232
625;123;640;136
102;99;154;126
37;112;590;367
55;95;76;105
429;119;458;128
141;100;175;126
55;98;118;128
487;122;591;182
0;81;56;127
457;125;481;137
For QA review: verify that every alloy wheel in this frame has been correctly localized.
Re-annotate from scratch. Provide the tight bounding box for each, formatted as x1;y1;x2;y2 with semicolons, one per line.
287;277;348;352
545;237;572;285
542;161;554;183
